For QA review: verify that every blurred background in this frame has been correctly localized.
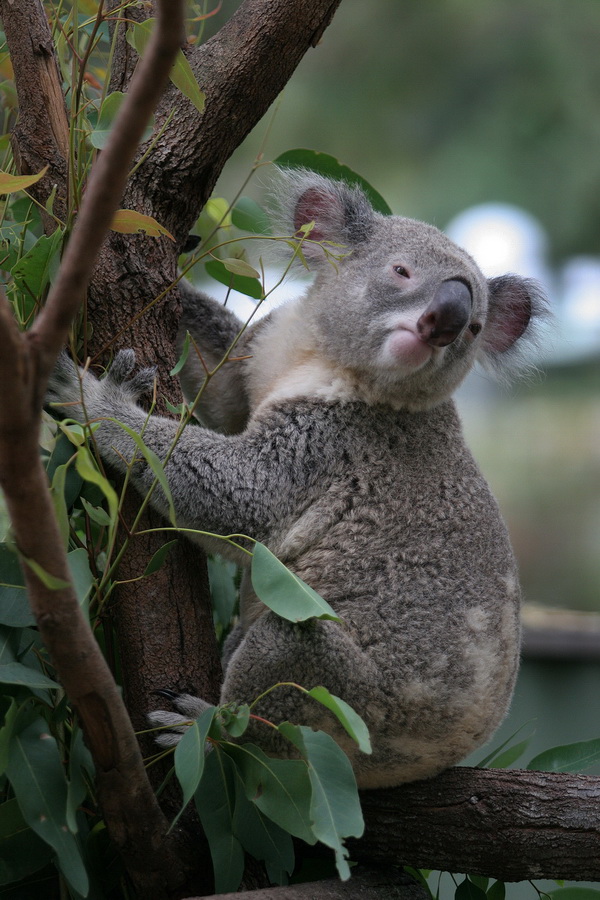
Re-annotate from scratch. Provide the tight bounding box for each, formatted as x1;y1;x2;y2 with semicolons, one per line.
203;0;600;808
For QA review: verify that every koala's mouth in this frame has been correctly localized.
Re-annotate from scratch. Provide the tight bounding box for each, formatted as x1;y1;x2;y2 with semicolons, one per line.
381;326;436;373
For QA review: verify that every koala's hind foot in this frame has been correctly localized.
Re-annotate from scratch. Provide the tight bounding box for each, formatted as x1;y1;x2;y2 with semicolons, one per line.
148;691;211;748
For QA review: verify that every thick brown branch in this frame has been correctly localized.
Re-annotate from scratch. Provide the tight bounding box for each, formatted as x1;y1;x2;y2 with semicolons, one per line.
352;767;600;882
199;867;429;900
0;0;69;219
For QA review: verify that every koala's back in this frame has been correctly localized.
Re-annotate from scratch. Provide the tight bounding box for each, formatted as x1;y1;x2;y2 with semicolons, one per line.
222;396;520;786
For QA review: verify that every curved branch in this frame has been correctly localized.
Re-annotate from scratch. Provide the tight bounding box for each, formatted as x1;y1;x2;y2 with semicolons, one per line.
0;4;208;897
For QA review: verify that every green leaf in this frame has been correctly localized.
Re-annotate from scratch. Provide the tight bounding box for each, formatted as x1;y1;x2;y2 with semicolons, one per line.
170;330;191;377
223;743;315;845
126;20;205;113
205;258;263;300
527;737;600;774
469;877;489;892
143;540;178;577
251;543;341;623
172;706;216;829
274;150;392;216
484;737;532;770
109;421;177;527
455;877;488;900
75;445;119;528
195;748;244;894
68;547;95;613
475;721;535;768
0;662;59;689
232;197;272;235
20;555;70;591
207;556;238;630
487;881;506;900
66;727;94;835
0;696;18;776
0;543;34;627
49;462;70;545
278;723;364;880
219;703;250;739
80;497;112;527
232;770;295;879
89;91;155;149
0;797;54;885
221;256;261;279
549;891;600;900
306;686;371;754
12;229;63;299
6;718;89;896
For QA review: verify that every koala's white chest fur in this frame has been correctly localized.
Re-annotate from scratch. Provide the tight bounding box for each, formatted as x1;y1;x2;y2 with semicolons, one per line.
246;301;360;414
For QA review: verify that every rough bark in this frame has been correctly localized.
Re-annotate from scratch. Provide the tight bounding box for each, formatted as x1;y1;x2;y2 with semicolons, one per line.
83;0;345;793
198;867;429;900
352;767;600;882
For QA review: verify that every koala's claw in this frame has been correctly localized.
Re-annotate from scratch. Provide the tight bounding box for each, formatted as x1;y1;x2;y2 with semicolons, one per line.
106;350;156;399
107;349;136;383
148;692;212;747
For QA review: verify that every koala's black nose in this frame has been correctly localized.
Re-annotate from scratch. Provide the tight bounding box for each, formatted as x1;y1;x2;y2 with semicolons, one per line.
417;279;472;347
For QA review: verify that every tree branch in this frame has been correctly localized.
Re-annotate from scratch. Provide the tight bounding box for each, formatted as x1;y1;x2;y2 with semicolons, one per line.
0;4;210;897
0;0;70;220
352;767;600;882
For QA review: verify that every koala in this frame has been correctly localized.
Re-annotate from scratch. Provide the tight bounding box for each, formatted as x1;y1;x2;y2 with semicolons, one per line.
47;171;546;789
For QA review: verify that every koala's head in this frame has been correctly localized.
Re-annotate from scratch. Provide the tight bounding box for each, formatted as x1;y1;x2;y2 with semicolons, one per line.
275;170;548;411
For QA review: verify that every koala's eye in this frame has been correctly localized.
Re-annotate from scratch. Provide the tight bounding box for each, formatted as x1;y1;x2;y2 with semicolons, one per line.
393;265;411;278
469;322;482;336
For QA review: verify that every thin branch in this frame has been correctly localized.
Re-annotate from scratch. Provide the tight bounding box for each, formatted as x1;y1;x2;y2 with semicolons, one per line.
0;3;202;896
27;0;184;389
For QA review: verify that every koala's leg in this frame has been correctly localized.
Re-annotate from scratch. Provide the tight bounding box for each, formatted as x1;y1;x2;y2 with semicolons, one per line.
221;613;381;772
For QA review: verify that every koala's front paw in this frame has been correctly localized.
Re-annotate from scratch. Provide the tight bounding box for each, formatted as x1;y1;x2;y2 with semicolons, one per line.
46;352;88;420
104;349;157;403
46;349;157;423
148;691;212;748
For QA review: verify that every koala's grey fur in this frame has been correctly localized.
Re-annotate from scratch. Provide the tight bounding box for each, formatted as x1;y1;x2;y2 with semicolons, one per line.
47;171;547;789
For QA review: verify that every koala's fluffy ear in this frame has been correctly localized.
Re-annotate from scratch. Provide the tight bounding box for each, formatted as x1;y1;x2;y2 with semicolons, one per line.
479;275;549;379
273;169;376;262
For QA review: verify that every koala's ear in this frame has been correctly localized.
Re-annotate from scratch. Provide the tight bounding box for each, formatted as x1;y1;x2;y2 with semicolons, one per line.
273;169;376;261
479;275;549;378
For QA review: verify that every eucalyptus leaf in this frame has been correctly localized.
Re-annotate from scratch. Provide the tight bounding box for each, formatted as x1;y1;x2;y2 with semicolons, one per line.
0;663;59;690
232;771;295;879
527;737;600;774
205;258;263;300
251;543;341;623
0;544;34;627
0;798;54;885
6;718;89;896
455;877;488;900
126;20;205;113
143;540;178;577
172;706;216;830
195;748;244;894
232;197;272;235
274;149;392;216
12;229;63;299
66;728;94;835
221;257;261;279
278;723;364;880
223;742;315;845
487;881;506;900
306;686;371;754
89;91;154;149
549;890;600;900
